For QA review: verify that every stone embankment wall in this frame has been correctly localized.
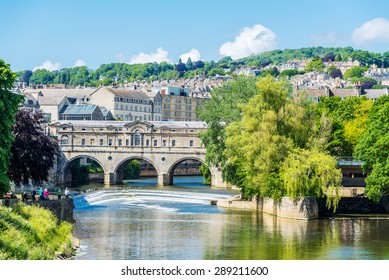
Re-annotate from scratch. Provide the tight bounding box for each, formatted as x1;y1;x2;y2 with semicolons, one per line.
217;196;319;220
0;198;74;222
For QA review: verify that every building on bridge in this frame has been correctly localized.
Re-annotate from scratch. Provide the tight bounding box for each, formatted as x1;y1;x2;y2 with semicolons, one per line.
49;120;225;187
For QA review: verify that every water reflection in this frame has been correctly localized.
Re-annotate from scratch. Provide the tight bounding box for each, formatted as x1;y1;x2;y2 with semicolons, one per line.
73;176;389;260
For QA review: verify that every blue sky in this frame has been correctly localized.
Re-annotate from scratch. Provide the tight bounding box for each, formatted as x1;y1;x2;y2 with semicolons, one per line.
2;0;389;71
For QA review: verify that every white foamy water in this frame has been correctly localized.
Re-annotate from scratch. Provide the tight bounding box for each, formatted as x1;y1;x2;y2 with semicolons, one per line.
74;188;233;213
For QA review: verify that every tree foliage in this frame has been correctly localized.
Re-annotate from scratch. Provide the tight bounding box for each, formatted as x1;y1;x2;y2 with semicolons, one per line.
123;160;141;179
199;164;211;184
355;95;389;201
223;76;341;207
305;57;325;72
196;76;259;168
317;96;372;157
0;60;23;194
343;66;368;80
7;109;59;185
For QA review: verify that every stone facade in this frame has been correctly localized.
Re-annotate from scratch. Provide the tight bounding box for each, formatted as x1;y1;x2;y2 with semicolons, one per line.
49;120;226;187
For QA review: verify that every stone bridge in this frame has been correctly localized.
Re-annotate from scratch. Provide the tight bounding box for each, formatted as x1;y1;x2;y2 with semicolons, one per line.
49;120;225;187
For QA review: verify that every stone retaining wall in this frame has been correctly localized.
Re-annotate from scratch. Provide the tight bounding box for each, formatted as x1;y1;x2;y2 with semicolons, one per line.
217;196;319;220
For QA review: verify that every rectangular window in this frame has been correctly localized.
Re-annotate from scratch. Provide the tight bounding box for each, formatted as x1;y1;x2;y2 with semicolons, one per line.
162;140;166;146
90;139;94;146
172;140;176;147
118;139;122;146
153;139;157;146
126;139;129;146
108;139;113;146
146;139;150;146
100;139;104;146
189;140;193;147
81;139;86;146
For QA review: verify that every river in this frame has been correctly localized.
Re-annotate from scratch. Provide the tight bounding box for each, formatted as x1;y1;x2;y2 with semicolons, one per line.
72;176;389;260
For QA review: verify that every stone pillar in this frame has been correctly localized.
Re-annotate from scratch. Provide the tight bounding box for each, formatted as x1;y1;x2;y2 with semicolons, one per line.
157;173;171;186
104;172;117;185
210;166;228;188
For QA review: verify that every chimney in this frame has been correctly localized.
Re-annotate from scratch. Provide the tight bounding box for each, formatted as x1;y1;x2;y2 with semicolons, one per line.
354;81;362;96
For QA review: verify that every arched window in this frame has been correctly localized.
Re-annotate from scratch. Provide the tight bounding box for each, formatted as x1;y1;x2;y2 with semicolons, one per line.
60;135;69;145
134;130;141;146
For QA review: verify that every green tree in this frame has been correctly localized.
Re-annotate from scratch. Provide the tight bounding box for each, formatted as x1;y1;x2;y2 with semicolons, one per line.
305;57;325;72
224;76;341;207
0;60;23;194
260;67;279;77
185;57;193;71
29;69;55;84
317;96;372;157
343;66;368;80
123;160;141;179
196;76;259;168
279;69;302;78
199;164;211;184
206;68;225;77
355;95;389;201
281;149;341;209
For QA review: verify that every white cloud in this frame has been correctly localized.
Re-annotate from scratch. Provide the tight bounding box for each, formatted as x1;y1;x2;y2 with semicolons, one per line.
129;47;171;64
33;60;61;71
352;18;389;44
219;24;278;60
179;48;201;62
74;59;86;67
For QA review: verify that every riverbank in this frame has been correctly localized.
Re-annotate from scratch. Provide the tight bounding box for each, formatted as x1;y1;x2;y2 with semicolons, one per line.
217;196;319;220
217;195;389;220
0;203;77;260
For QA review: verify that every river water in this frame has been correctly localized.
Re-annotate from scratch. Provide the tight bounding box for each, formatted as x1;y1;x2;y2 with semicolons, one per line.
72;176;389;260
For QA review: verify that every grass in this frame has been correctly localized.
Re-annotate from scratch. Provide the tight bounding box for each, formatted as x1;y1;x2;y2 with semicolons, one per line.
0;203;75;260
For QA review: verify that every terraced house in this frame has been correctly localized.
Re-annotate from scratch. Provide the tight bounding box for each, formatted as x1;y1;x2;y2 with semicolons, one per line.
89;87;162;121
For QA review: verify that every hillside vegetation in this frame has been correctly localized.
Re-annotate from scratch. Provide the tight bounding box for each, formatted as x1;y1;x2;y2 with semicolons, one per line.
0;203;75;260
17;47;389;86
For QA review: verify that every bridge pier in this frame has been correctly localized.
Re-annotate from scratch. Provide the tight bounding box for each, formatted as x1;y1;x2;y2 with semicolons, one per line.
158;173;172;186
211;166;228;188
104;172;118;186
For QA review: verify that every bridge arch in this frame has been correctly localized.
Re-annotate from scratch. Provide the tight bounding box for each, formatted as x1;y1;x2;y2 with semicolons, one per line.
114;156;160;184
165;156;211;186
61;155;107;185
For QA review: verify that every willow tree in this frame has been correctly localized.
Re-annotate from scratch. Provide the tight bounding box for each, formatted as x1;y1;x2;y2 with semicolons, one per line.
0;60;23;194
225;76;341;207
280;149;341;210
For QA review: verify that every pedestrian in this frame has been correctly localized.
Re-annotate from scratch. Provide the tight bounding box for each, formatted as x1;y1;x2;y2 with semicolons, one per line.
22;192;28;202
64;187;70;198
43;188;49;200
31;188;36;201
57;188;62;200
38;187;44;200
